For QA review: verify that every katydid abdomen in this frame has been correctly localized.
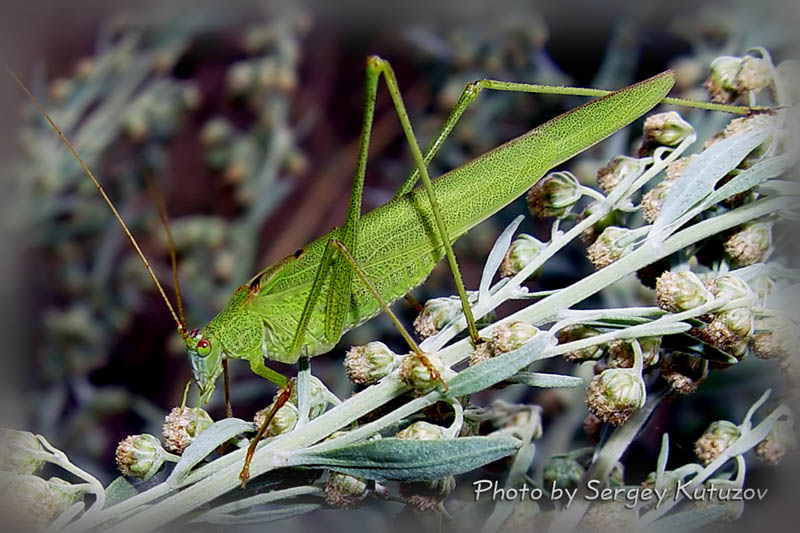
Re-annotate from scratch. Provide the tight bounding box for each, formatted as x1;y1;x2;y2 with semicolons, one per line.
208;70;675;364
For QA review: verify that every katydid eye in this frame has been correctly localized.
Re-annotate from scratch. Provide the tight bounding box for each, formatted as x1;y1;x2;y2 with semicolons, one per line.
197;339;212;356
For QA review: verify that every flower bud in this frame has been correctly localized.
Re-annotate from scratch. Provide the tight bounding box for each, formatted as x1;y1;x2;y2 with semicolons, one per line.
47;477;87;515
666;156;693;182
324;472;369;509
557;325;604;363
724;222;774;267
704;55;743;103
500;234;545;278
400;475;456;511
162;407;214;453
413;296;461;339
755;417;796;465
285;376;329;420
641;180;673;223
639;112;695;154
254;401;298;437
586;368;646;426
526;171;582;218
5;475;59;523
579;201;620;244
751;314;797;359
0;429;45;475
693;313;751;360
607;337;661;368
344;341;400;385
115;434;166;481
396;421;447;441
587;226;635;269
542;455;585;490
399;352;452;392
659;351;707;395
491;321;540;354
704;274;755;303
736;55;772;93
469;339;497;367
596;156;646;194
655;271;714;313
695;420;741;465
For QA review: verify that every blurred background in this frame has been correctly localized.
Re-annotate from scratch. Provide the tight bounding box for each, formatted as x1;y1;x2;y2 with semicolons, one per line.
0;0;798;530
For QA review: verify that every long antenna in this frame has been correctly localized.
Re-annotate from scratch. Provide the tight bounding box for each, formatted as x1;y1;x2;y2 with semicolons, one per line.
7;64;188;338
145;173;187;332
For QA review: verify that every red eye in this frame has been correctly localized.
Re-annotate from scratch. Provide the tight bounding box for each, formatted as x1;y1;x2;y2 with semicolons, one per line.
197;339;212;356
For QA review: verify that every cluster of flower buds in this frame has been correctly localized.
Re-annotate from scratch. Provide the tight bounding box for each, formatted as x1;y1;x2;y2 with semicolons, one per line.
607;337;661;368
254;400;299;437
723;222;774;267
637;111;695;156
396;421;447;441
1;474;87;524
500;234;545;278
115;434;168;481
579;201;621;244
755;417;796;465
399;351;453;392
542;454;585;490
655;271;715;313
750;314;797;360
596;155;647;195
659;351;708;395
324;472;370;509
469;322;539;366
694;420;741;465
413;296;462;339
0;428;45;475
704;53;773;104
695;275;757;360
162;406;215;453
586;226;636;269
556;324;604;363
526;171;582;218
344;341;402;385
640;156;692;223
586;367;647;426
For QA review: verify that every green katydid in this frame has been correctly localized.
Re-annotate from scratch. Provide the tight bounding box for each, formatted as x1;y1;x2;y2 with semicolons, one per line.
8;54;756;483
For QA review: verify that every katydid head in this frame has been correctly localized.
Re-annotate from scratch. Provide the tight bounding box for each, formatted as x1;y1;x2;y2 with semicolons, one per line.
186;328;224;403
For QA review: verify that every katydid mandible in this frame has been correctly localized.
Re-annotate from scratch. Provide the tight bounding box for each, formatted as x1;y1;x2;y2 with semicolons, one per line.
12;56;747;407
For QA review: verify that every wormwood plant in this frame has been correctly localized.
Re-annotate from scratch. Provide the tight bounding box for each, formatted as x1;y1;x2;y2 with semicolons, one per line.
2;29;799;533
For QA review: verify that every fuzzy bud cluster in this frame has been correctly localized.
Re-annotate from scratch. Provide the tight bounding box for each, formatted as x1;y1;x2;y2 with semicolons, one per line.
115;433;167;481
399;352;452;392
254;401;299;437
695;420;741;465
400;475;456;511
162;407;214;453
0;429;45;475
413;296;462;339
607;337;661;368
491;321;540;354
724;222;774;267
324;472;369;509
755;417;796;465
587;226;635;269
692;275;757;359
638;112;695;156
596;155;646;194
751;314;797;360
557;325;604;363
396;421;447;441
704;54;773;104
526;171;582;218
586;368;646;426
655;271;714;313
659;352;707;395
500;234;545;278
344;341;401;385
542;454;585;490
